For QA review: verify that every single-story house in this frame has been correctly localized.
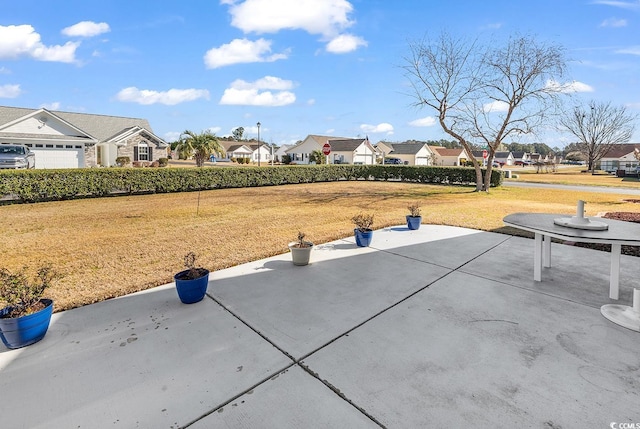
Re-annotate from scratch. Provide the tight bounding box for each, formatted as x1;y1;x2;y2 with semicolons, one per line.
471;150;514;166
274;144;293;163
529;153;548;164
598;143;640;174
248;143;273;164
219;142;253;160
375;141;395;160
327;138;377;164
429;146;471;166
285;135;349;164
494;151;515;166
0;105;168;168
511;152;530;164
385;142;434;166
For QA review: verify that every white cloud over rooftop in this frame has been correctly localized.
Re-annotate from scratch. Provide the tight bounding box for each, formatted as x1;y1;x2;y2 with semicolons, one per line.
0;24;78;63
360;122;394;134
222;0;366;54
116;87;210;105
204;38;288;68
0;84;21;98
220;76;296;106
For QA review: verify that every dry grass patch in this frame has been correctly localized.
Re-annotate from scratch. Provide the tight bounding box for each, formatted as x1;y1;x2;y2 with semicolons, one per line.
1;181;638;312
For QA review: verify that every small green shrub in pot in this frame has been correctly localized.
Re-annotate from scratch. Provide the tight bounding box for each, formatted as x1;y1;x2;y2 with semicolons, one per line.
352;213;374;233
406;201;422;230
0;264;58;349
0;265;57;318
288;231;314;266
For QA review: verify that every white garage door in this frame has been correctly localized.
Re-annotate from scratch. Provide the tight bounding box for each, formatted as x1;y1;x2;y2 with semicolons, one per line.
416;156;430;165
32;145;84;169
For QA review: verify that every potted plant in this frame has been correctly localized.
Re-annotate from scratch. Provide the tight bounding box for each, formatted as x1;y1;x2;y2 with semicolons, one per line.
174;252;210;304
288;231;314;266
0;265;57;349
352;213;374;247
406;201;422;230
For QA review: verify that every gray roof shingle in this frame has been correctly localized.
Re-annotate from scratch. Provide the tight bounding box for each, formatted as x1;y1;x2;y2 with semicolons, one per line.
0;106;157;143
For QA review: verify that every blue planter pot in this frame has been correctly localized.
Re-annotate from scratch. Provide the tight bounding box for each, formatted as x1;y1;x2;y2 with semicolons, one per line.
406;215;422;230
0;299;54;349
354;229;373;247
174;269;210;304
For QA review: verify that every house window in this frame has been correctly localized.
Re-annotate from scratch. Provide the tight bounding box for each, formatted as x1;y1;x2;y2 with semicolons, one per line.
138;144;149;161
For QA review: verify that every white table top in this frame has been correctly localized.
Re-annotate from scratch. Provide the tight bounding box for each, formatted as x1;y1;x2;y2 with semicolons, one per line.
503;212;640;246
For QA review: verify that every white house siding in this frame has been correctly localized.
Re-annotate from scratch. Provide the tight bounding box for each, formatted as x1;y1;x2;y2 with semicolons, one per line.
353;144;376;164
285;138;320;164
600;153;639;173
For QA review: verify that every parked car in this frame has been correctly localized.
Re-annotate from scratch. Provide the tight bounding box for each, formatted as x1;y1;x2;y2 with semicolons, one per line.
383;157;403;165
514;160;531;166
0;144;35;169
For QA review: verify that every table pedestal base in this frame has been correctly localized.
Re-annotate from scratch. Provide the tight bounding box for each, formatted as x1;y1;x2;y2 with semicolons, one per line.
601;288;640;332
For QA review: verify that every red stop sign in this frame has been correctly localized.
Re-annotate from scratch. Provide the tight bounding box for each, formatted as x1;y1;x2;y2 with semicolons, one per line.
482;150;488;159
322;143;331;155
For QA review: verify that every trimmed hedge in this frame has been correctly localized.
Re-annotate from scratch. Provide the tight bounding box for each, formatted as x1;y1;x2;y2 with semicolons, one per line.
0;165;502;203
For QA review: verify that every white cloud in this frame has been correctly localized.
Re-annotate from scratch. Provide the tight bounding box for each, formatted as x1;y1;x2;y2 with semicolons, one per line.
483;100;510;113
40;102;61;110
600;17;627;27
326;34;367;53
591;0;640;10
0;67;10;74
116;87;210;105
164;131;181;142
545;79;594;93
0;25;78;63
409;116;437;127
207;126;222;134
204;39;289;69
204;38;288;68
0;84;21;98
223;0;366;53
616;46;640;55
62;21;110;38
219;76;296;106
307;98;316;105
225;0;355;37
360;123;394;134
481;22;503;30
232;76;295;90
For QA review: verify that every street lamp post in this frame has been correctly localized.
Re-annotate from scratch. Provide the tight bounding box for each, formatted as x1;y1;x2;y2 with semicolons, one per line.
256;122;261;167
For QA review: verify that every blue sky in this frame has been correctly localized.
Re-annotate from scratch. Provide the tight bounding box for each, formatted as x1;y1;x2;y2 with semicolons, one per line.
1;0;639;147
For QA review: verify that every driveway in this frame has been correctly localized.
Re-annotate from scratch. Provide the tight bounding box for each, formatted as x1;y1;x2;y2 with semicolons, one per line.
503;180;640;196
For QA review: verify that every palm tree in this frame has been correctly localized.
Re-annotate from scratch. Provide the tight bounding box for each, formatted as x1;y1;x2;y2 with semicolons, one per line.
309;149;325;165
176;130;224;167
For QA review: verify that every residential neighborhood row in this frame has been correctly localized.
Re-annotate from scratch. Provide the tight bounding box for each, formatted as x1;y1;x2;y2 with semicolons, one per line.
1;105;639;175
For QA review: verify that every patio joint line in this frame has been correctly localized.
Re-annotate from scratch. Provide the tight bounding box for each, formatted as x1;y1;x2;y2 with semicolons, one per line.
297;268;455;362
180;363;296;429
205;293;297;362
297;361;387;428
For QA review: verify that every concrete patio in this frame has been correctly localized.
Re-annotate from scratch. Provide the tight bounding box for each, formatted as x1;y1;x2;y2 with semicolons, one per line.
1;225;639;428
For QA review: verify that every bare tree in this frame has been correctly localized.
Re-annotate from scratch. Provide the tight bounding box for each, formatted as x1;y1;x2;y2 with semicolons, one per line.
404;33;567;191
559;100;637;171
